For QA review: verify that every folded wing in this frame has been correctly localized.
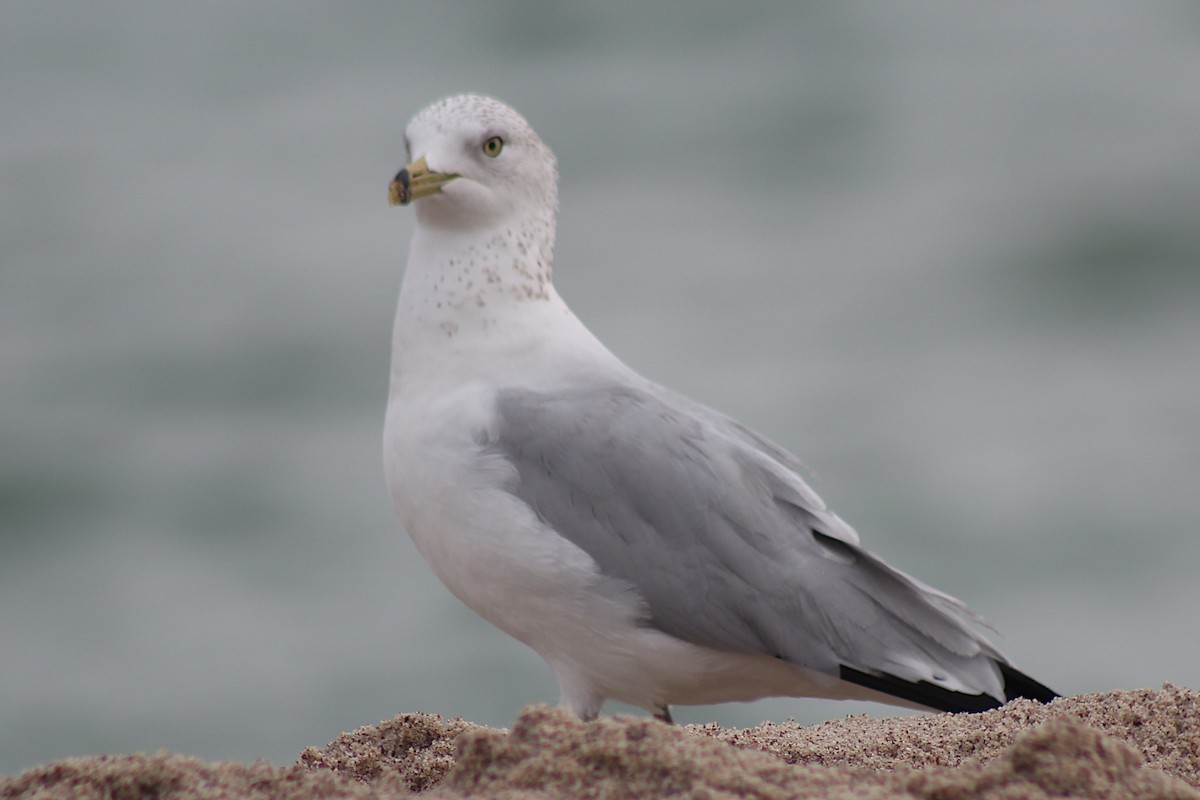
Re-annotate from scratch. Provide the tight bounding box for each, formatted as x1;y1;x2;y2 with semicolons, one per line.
490;382;1055;710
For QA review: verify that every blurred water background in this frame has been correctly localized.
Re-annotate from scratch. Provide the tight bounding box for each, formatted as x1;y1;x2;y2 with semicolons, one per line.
3;1;1199;776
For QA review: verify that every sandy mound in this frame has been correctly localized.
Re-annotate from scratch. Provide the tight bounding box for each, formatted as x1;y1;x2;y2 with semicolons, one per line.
4;684;1197;799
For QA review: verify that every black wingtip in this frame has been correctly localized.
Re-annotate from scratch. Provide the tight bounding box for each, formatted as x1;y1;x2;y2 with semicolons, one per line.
839;663;1059;714
997;661;1060;704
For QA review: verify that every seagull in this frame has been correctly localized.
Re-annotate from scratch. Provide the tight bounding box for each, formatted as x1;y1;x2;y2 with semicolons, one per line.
382;93;1057;723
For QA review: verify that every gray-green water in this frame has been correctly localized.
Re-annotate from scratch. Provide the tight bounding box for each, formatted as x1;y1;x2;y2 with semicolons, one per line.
3;1;1199;776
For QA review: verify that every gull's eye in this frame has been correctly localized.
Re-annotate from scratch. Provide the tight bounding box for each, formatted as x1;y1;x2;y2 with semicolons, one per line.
482;136;504;158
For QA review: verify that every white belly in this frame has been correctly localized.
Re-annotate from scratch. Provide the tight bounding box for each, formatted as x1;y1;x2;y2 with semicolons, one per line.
384;383;623;648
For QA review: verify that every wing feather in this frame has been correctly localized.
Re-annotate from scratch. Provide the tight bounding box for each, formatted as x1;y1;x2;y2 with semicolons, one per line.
490;382;1005;698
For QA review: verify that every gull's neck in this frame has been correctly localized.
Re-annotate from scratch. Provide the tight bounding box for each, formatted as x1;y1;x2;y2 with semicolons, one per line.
390;211;622;393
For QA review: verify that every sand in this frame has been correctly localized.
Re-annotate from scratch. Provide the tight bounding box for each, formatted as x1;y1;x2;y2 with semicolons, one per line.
4;684;1197;799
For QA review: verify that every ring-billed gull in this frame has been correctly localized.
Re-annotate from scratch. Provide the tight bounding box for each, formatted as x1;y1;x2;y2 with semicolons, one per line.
383;94;1057;722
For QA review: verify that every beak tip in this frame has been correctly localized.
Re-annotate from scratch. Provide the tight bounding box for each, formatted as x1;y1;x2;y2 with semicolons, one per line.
387;179;408;207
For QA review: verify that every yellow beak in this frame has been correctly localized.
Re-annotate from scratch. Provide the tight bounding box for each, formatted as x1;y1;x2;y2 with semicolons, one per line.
388;156;460;206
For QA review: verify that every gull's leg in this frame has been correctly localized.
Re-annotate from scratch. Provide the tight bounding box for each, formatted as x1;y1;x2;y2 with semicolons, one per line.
654;705;674;724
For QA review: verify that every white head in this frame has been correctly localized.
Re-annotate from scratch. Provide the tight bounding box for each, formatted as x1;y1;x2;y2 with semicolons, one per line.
390;94;558;233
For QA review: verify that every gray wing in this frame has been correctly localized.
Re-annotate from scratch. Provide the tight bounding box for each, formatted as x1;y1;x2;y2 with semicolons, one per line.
490;382;1005;696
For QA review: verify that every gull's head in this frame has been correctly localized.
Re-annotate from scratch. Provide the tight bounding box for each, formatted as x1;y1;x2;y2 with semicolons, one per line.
389;94;558;231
